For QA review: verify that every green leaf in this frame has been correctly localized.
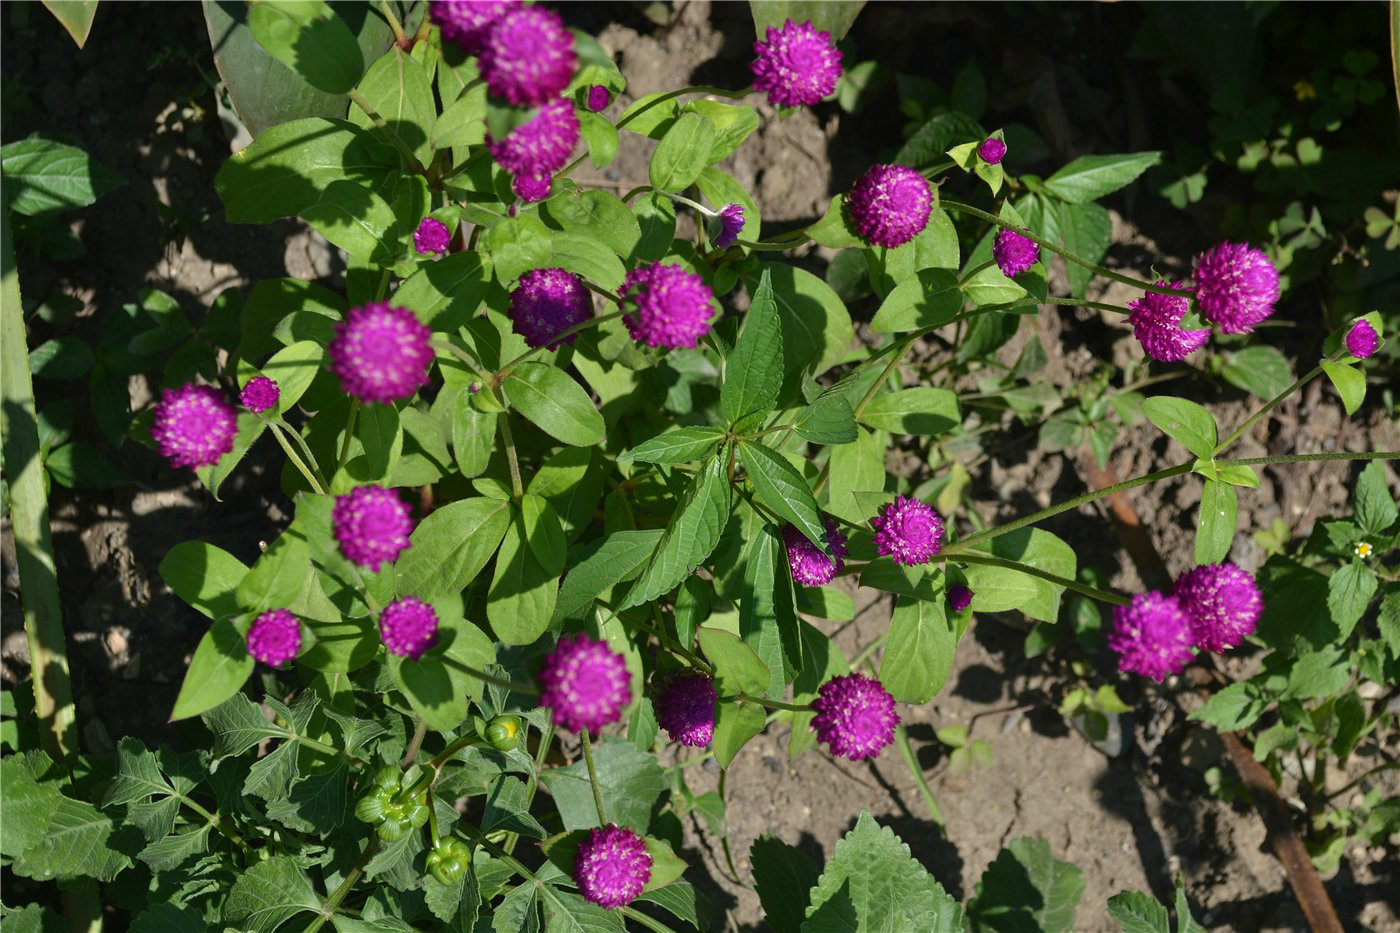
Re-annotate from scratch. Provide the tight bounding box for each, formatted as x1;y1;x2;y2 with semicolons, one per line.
1187;682;1264;731
247;0;364;94
868;269;961;333
538;886;627;933
128;904;207;933
0;136;123;215
139;825;212;872
879;595;956;704
552;529;664;621
223;856;322;933
739;525;801;696
347;45;435;165
649;111;716;192
1041;152;1162;203
170;618;255;721
396;251;491;331
1056;201;1111;299
805;195;862;249
723;268;784;425
1321;359;1365;415
750;1;864;40
392;608;495;731
1220;346;1293;401
29;336;94;379
577;109;619;168
739;441;826;548
858;387;960;436
504;362;605;447
1354;459;1397;534
45;442;123;490
300;179;401;263
637;882;701;930
753;263;855;397
826;426;885;524
237;521;313;612
1195;479;1238;565
1141;397;1217;459
967;836;1085;933
548;232;627;291
260;340;324;413
1105;891;1170;933
796;392;857;444
620;426;725;464
12;794;132;882
539;738;664;831
395;497;511;600
488;496;566;645
1327;560;1377;639
965;528;1077;623
630;191;677;262
624;457;733;607
752;836;823;933
712;698;767;769
158;543;249;619
40;0;100;48
699;627;772;696
204;694;290;758
542;188;641;259
266;765;348;834
432;79;486;150
0;753;62;857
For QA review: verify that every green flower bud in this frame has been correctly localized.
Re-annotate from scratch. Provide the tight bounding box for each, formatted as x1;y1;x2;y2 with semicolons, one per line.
426;840;472;885
373;766;402;791
376;816;410;842
404;802;430;829
485;715;524;752
354;792;388;825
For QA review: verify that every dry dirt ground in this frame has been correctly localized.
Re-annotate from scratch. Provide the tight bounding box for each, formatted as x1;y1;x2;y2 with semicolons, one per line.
2;2;1397;931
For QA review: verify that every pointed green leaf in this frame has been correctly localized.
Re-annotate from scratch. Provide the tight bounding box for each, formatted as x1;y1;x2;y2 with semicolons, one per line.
1142;397;1217;459
739;441;826;548
624;457;732;607
879;595;956;704
1042;152;1162;204
223;856;321;933
395;497;511;600
1195;478;1237;565
868;268;961;334
723;268;784;424
505;362;605;447
487;496;566;645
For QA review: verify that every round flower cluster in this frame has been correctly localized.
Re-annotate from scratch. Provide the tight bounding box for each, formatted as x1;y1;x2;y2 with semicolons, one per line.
585;85;611;112
488;98;580;203
871;496;944;566
750;18;843;108
1346;320;1379;359
1107;591;1194;682
783;520;848;587
1109;562;1262;680
539;634;631;733
619;262;714;349
479;6;576;107
509;268;592;349
947;584;974;613
430;0;518;56
713;203;746;250
846;164;933;249
413;217;451;255
993;228;1040;278
240;375;279;414
978;137;1007;165
1192;242;1279;334
1126;282;1210;362
811;673;899;760
246;609;301;667
151;383;238;469
654;673;717;747
328;303;433;404
574;824;651;908
379;597;439;660
332;485;413;571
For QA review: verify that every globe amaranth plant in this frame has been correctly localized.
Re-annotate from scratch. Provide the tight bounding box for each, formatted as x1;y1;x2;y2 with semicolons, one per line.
2;2;1396;931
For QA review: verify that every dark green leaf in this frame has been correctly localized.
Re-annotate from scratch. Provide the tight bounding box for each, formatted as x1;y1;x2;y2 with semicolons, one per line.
723;268;784;425
752;836;822;933
553;529;664;621
397;250;491;331
247;0;364;95
395;497;511;600
1220;345;1293;401
649;112;716;192
712;698;767;769
0;136;123;215
619;426;725;464
739;525;801;696
967;836;1085;933
796;392;857;444
222;856;321;933
346;45;434;165
858;387;960;436
487;496;566;644
868;269;961;334
1327;560;1377;639
11;795;133;882
1354;459;1397;534
739;441;826;548
624;457;732;607
539;738;664;832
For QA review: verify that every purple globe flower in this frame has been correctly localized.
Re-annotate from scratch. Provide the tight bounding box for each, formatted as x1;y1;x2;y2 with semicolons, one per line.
846;164;933;249
654;673;716;747
619;262;714;349
1173;563;1263;654
328;303;433;404
539;634;631;733
948;584;974;612
240;375;280;414
1345;320;1379;359
413;217;451;255
1192;242;1280;335
510;268;593;348
431;0;518;56
993;228;1040;278
379;597;439;660
713;203;745;250
150;383;237;470
750;18;842;108
246;609;301;667
513;172;553;202
978;137;1007;165
489;98;579;190
332;485;413;571
479;6;576;107
783;520;848;587
574;824;652;909
586;85;611;112
811;672;899;761
1126;282;1211;362
1107;591;1194;682
871;496;944;567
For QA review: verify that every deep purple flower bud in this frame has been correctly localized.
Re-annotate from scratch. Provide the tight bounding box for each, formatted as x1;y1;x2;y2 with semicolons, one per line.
431;0;518;56
619;262;714;349
480;6;576;107
871;496;944;567
846;164;933;249
1173;563;1262;654
586;85;611;112
379;596;439;660
332;485;413;571
489;98;579;193
246;608;301;667
1107;591;1194;682
948;584;973;612
654;673;716;747
1192;242;1279;335
328;303;433;404
1345;320;1379;359
750;18;842;108
510;267;592;349
240;375;280;414
151;383;237;470
574;824;651;909
811;672;899;761
783;520;848;587
513;172;552;202
713;203;745;250
978;138;1007;165
1126;282;1210;362
992;228;1040;278
413;217;452;255
539;634;631;733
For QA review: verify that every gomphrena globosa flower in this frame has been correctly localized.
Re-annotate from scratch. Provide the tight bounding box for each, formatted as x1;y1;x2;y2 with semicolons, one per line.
510;268;593;349
1126;282;1210;362
539;633;631;733
480;6;576;107
750;18;842;108
379;597;439;660
1192;242;1280;334
713;203;746;250
328;303;433;404
871;496;945;566
574;824;652;909
948;584;974;612
654;673;717;747
246;609;301;667
619;262;714;349
332;485;413;571
811;672;899;761
413;217;451;255
151;383;237;469
1346;320;1379;359
1172;563;1262;654
993;228;1040;278
431;0;517;56
586;85;611;112
783;520;848;587
240;375;280;414
1107;591;1194;682
846;164;933;249
488;98;579;200
978;137;1007;165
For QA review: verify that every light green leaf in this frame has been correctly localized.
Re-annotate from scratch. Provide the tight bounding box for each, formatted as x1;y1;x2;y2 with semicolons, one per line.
247;0;364;95
753;263;855;396
1105;891;1170;933
1354;459;1398;534
1142;396;1217;459
619;426;725;464
699;627;772;696
0;136;123;215
1321;359;1365;415
967;836;1085;933
624;457;732;607
487;496;566;645
11;795;132;882
169;618;255;721
796;392;857;444
1220;345;1293;401
1195;479;1237;565
538;738;664;832
395;497;511;600
1188;682;1264;731
1042;152;1162;204
41;0;100;49
739;441;826;548
300;179;400;263
347;45;435;165
396;250;491;331
739;525;801;696
879;595;956;704
505;362;605;447
158;542;248;620
825;426;884;523
1327;560;1377;639
649;111;716;192
868;268;961;333
712;698;767;769
749;1;865;40
222;856;322;933
858;387;960;436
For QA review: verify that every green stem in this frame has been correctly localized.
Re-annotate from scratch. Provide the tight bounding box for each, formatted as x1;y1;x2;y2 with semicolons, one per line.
1225;451;1398;466
921;158;957;178
952;553;1130;606
738;693;809;713
893;723;944;827
306;838;380;933
617;85;753;130
622;907;684;933
959;258;997;284
336;399;361;477
504;723;553;855
177;793;250;851
267;420;328;495
348;89;425;174
498;413;525;498
662;192;715;217
849;631;890;670
377;0;407;45
429;337;489;382
1213;364;1324;455
294;732;368;770
374;267;391;302
580;729;608;826
493;309;626;384
1048;295;1133;315
275;415;331;488
440;655;538;694
401;719;428;769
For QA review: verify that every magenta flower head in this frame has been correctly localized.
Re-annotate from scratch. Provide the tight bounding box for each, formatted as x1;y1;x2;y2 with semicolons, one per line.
654;673;716;747
846;164;933;249
619;262;714;349
379;596;439;660
585;85;611;112
1345;320;1380;359
240;375;280;414
574;824;651;909
513;172;552;203
993;228;1040;278
750;18;842;108
479;5;575;107
871;496;945;567
510;267;592;349
1192;242;1279;334
948;584;974;613
811;672;899;761
246;609;301;667
1107;591;1194;682
489;98;579;192
978;138;1007;165
151;383;237;470
1173;563;1262;654
1127;282;1210;362
332;485;413;571
783;520;848;587
712;203;745;250
431;0;518;56
328;303;433;405
413;217;451;255
539;633;631;733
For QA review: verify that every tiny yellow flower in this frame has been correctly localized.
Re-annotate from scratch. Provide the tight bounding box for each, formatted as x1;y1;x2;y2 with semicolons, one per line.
1294;80;1316;101
1354;542;1373;559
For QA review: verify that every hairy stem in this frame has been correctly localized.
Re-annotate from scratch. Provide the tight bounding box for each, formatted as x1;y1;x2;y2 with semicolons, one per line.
336;399;360;477
498;413;525;498
267;420;327;495
1213;364;1324;455
580;729;608;826
952;553;1130;606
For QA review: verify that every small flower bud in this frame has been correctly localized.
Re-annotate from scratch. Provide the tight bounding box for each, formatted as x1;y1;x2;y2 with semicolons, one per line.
485;715;524;752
